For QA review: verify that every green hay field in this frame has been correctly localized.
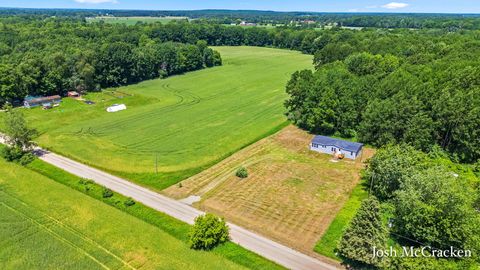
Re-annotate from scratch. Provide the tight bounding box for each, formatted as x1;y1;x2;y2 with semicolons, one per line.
86;16;188;25
15;46;313;190
0;159;248;270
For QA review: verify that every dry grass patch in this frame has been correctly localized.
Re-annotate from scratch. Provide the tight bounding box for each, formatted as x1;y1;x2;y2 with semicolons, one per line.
164;125;374;253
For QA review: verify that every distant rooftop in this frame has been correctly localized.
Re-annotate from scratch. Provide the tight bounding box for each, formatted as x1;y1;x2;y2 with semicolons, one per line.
311;135;363;153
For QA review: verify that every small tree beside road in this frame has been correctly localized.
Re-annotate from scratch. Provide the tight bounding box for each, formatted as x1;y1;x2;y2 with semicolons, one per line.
189;213;230;250
1;104;37;164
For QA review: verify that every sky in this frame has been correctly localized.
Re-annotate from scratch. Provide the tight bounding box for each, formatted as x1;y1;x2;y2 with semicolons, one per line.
1;0;479;14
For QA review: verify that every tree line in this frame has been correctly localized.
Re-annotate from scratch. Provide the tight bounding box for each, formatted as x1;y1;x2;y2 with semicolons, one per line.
2;17;480;162
2;8;480;29
0;18;222;104
285;28;480;163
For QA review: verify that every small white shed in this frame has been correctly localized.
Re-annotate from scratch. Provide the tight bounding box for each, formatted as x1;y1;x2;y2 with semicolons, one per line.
106;104;127;113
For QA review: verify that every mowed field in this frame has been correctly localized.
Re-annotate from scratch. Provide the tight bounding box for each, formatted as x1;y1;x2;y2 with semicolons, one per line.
0;158;247;270
163;125;374;254
86;16;188;25
23;46;313;190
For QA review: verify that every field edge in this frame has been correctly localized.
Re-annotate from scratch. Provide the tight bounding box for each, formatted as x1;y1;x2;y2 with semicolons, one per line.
24;157;285;270
313;181;368;260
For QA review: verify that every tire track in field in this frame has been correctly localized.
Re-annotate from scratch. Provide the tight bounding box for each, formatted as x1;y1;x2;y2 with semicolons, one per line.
120;99;282;154
62;62;287;156
94;82;201;133
0;192;137;270
1;203;112;270
64;83;195;138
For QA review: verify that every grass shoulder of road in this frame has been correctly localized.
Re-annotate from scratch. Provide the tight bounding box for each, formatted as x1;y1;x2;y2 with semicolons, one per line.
26;158;284;270
0;157;251;270
313;181;369;260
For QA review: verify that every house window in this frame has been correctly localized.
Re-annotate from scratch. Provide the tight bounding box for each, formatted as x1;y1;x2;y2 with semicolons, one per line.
331;147;335;151
351;151;354;155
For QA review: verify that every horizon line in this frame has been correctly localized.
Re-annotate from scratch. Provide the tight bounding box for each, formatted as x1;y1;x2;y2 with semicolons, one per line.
0;6;479;15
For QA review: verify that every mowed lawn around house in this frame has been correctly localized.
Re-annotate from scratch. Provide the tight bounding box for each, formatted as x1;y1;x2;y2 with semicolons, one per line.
0;158;250;270
14;46;313;191
163;125;374;256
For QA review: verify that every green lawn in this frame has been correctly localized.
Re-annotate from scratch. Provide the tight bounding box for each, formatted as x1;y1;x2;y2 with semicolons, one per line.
86;16;188;25
0;158;249;270
313;182;369;259
16;46;313;191
23;157;283;270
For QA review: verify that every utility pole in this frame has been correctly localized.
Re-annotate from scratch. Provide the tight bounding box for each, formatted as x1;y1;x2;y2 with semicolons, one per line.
155;152;158;174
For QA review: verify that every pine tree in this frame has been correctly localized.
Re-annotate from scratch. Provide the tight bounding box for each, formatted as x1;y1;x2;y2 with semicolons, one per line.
338;196;388;268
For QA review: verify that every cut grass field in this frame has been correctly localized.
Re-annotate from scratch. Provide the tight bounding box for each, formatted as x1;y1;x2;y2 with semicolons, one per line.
313;182;369;259
86;16;188;25
163;125;374;257
22;156;283;270
13;46;313;191
0;158;251;270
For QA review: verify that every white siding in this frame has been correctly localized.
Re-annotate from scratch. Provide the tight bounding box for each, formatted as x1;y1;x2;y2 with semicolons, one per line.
310;143;361;160
310;143;335;155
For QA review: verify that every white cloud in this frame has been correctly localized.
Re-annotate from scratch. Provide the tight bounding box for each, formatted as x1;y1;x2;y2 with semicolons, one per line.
382;2;409;9
348;9;359;12
74;0;118;4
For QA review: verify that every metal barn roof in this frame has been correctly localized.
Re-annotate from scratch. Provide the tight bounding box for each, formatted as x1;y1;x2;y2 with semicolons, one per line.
311;135;363;153
25;95;61;104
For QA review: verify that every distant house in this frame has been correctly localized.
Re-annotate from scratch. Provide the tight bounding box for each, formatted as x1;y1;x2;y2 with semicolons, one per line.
239;21;257;26
310;135;363;160
24;95;61;108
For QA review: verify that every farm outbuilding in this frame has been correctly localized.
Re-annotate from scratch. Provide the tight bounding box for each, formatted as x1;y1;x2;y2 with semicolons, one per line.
67;91;80;98
24;95;62;108
310;135;363;160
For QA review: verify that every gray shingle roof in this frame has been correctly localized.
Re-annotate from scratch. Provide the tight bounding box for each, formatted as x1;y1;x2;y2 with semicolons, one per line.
311;135;363;153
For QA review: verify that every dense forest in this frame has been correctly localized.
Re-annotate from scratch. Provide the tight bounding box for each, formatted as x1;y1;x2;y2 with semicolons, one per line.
0;18;223;103
285;28;480;163
2;14;479;163
337;145;480;269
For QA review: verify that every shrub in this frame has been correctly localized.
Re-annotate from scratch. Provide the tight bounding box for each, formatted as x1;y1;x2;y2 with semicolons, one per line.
1;146;36;165
474;160;480;173
235;167;248;178
338;197;388;268
102;188;113;198
18;152;36;165
189;213;230;250
124;198;135;207
2;146;24;161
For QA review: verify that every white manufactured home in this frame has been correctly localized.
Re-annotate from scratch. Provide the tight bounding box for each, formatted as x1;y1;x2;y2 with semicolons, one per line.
310;135;363;160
